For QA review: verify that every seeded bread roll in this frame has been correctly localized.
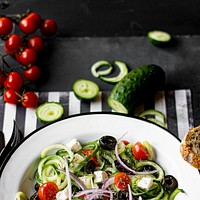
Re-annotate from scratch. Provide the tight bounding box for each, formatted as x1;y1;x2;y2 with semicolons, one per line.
180;126;200;169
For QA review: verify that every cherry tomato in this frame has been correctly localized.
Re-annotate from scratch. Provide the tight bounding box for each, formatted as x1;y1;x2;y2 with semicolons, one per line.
27;12;41;28
21;91;38;108
0;17;13;36
122;140;129;145
82;149;99;167
28;36;44;53
4;46;15;56
24;65;41;81
15;52;21;63
18;48;37;66
40;19;57;36
38;182;59;200
114;172;130;190
4;88;19;104
5;71;23;90
19;17;38;35
132;142;149;160
5;34;23;52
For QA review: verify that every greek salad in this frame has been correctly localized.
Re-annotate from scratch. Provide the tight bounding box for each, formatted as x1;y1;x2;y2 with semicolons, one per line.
16;133;184;200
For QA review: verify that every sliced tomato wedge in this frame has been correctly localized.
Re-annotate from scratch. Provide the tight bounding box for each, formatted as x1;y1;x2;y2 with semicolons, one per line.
121;140;129;145
114;172;130;190
82;149;99;167
132;141;149;160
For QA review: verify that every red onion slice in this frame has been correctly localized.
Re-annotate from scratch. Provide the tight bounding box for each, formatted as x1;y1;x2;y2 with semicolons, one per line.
64;157;72;200
115;132;158;175
57;168;87;190
128;184;133;200
74;188;115;199
74;189;97;198
102;176;115;189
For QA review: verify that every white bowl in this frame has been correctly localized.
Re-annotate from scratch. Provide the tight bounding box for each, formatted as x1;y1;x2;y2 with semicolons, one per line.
0;113;199;199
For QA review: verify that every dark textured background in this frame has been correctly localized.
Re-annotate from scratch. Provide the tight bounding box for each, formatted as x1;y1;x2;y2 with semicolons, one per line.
1;0;200;125
1;0;200;36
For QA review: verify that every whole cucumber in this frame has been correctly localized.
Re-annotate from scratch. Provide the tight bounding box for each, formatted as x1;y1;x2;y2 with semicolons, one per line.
108;64;165;114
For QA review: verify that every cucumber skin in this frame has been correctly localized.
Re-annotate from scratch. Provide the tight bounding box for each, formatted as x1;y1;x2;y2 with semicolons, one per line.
108;64;165;113
148;31;172;47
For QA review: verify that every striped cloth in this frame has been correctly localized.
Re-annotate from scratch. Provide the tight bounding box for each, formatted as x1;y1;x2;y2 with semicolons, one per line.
0;89;194;145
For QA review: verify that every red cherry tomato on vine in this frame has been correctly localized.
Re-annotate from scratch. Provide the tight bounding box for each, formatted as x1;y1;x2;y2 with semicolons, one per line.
40;19;57;36
4;46;15;56
21;91;38;108
114;172;130;190
18;48;37;66
4;89;19;104
24;65;41;81
5;34;23;52
27;12;41;27
0;17;13;36
28;36;44;53
38;182;59;200
132;142;149;160
19;17;38;35
5;71;23;90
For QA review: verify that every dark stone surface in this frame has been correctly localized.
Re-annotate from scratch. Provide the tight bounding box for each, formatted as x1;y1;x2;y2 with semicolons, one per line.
1;0;200;36
1;1;200;125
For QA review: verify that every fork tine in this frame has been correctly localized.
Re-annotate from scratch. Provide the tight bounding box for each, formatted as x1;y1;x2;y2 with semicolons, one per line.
0;120;23;168
11;120;23;147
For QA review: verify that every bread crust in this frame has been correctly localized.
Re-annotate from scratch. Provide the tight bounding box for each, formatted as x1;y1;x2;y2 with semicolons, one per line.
180;126;200;169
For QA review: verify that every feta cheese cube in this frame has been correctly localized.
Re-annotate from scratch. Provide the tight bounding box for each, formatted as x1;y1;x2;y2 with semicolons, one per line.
94;171;108;183
66;139;82;152
137;177;153;190
73;153;84;163
79;175;98;189
56;187;68;200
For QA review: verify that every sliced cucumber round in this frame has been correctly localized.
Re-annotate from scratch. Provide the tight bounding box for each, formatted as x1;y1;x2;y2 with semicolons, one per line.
99;61;128;83
91;60;113;78
73;79;99;101
148;30;171;46
36;102;64;124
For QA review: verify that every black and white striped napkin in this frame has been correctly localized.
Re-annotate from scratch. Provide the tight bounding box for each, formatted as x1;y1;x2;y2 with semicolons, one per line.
0;89;194;145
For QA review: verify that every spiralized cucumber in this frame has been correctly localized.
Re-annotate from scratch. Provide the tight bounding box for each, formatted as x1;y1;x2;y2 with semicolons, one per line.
138;109;166;128
91;60;129;83
99;61;129;83
15;192;28;200
91;60;113;78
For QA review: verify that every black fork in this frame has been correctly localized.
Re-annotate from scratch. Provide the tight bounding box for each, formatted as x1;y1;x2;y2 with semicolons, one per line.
0;120;23;168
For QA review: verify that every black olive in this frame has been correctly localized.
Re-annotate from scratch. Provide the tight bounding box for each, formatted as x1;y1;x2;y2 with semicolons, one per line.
34;183;40;191
114;159;132;174
163;175;178;192
116;190;129;200
99;136;117;150
30;192;39;200
115;159;126;172
85;159;96;174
